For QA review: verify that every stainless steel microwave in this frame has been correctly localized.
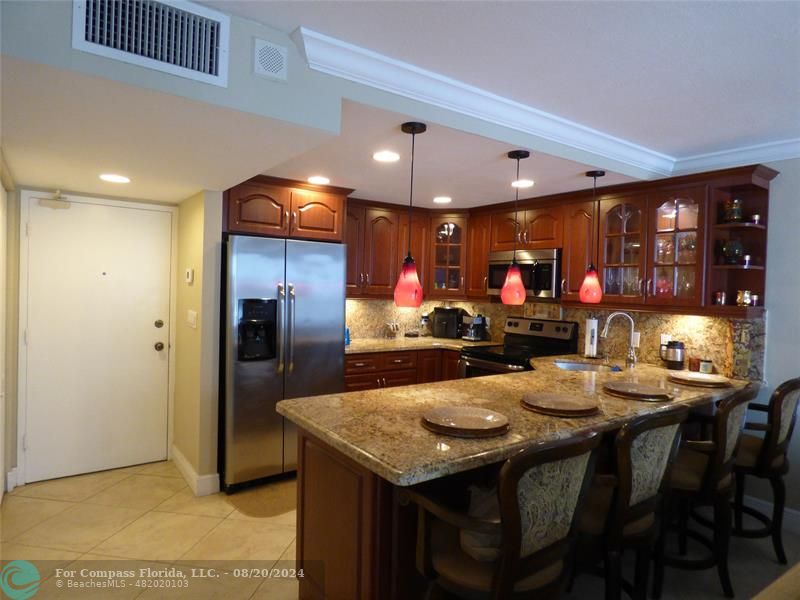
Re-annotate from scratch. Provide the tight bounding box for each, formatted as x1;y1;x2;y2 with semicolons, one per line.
486;249;561;300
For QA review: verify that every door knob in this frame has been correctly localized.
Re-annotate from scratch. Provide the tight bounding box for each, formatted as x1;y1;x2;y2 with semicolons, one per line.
154;342;165;351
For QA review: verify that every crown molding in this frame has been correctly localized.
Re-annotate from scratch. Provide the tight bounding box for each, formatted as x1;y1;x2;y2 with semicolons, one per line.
673;138;800;174
292;27;674;177
292;28;800;179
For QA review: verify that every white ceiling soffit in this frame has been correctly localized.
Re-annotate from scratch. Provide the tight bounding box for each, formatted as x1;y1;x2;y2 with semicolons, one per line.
292;27;800;176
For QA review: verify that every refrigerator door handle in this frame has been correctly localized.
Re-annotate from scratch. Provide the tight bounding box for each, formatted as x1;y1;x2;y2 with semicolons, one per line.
288;283;296;374
277;283;286;373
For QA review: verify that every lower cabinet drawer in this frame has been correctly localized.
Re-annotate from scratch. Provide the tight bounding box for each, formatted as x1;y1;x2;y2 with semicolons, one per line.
380;352;418;371
345;354;380;375
344;373;382;392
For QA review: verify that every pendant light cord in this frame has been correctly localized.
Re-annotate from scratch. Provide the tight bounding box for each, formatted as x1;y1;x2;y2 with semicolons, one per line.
406;131;416;258
591;173;598;266
512;157;520;261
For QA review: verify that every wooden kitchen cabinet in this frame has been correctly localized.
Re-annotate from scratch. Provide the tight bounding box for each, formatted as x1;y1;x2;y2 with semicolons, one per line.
429;215;468;297
363;208;400;295
466;212;492;298
417;350;442;383
561;198;596;302
289;189;345;242
345;204;366;294
344;351;418;391
644;185;707;307
441;350;462;381
490;205;563;252
597;192;649;305
225;176;351;242
227;181;291;237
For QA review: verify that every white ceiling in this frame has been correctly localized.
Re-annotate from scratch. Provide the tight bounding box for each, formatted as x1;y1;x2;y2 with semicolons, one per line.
265;101;634;207
0;57;332;203
205;0;800;158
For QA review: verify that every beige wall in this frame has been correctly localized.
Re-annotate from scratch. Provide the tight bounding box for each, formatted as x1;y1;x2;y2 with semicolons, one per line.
2;161;18;483
173;190;222;481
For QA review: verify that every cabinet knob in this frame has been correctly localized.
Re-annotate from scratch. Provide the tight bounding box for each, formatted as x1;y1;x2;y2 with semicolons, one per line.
561;278;567;294
483;276;488;292
354;362;366;367
647;278;654;296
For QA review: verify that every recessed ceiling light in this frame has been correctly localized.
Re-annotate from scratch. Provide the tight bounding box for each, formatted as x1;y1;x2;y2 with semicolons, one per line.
512;179;534;188
99;173;130;184
307;175;330;185
433;196;452;204
373;150;400;163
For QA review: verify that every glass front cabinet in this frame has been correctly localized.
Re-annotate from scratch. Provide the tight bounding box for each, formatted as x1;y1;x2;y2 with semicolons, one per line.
597;186;707;307
429;215;467;297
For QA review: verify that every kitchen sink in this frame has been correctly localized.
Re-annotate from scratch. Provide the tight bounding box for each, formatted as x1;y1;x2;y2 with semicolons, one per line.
554;360;623;372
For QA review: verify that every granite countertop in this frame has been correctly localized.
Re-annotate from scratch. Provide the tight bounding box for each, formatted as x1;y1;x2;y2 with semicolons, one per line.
345;337;497;354
277;356;752;487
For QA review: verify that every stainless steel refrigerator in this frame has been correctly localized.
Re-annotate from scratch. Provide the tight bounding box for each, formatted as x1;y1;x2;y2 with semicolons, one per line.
221;235;345;489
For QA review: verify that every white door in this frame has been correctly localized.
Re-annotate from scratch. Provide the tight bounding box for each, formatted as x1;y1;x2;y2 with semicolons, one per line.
0;184;7;501
21;192;172;482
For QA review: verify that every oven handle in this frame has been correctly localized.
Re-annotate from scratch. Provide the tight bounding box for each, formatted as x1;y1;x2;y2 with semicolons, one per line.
458;356;528;377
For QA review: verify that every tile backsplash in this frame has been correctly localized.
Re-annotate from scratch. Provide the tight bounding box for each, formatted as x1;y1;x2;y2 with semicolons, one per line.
345;298;765;380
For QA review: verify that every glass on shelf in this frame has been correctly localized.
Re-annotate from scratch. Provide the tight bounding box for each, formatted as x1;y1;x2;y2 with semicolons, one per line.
604;267;622;295
656;201;677;232
675;266;695;298
677;200;699;230
605;237;622;263
447;269;460;289
622;267;640;295
654;267;674;297
655;233;675;264
435;222;461;243
606;206;624;235
676;231;697;264
622;236;641;264
624;206;641;233
434;268;447;289
448;246;461;265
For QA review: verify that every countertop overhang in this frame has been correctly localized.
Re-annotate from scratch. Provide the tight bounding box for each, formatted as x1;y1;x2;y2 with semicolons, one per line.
277;356;751;487
345;336;496;354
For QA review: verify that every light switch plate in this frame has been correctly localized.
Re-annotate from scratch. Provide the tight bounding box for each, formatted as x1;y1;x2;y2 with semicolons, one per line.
185;268;194;284
187;310;198;329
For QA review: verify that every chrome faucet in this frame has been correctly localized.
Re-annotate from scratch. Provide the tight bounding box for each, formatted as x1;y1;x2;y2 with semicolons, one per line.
600;311;637;368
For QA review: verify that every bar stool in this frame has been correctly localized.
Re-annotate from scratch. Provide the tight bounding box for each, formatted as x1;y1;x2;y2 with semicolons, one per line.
574;406;689;600
407;432;601;600
653;385;758;599
733;376;800;564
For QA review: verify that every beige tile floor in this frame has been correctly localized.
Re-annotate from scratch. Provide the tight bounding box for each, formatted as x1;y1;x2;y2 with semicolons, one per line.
3;462;797;599
1;462;298;599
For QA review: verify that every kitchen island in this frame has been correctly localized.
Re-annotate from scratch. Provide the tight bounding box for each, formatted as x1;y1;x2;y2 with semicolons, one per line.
276;358;751;600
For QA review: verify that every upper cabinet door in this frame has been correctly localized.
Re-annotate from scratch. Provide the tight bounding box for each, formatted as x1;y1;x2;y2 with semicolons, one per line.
598;194;648;304
561;199;596;301
523;205;563;248
363;208;399;295
345;204;366;295
429;215;467;297
227;182;290;236
490;210;523;252
289;190;344;242
397;211;430;295
466;213;492;298
645;185;707;307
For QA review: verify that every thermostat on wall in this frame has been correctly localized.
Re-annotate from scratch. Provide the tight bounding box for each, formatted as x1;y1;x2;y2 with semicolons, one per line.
185;268;194;284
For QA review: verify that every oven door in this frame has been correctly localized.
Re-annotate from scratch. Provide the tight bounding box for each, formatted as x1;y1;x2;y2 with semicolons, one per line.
458;356;528;378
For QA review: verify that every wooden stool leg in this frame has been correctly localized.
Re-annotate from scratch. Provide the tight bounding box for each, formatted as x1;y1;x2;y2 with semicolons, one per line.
714;495;735;598
652;500;670;600
604;549;622;600
633;545;650;600
734;471;745;533
770;476;788;565
678;498;690;556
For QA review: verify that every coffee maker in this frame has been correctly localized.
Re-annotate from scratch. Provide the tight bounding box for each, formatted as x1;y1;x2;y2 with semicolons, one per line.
462;314;489;341
432;307;467;339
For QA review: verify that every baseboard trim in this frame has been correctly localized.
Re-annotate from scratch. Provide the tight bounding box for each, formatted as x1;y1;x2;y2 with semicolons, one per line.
5;467;18;493
171;445;220;497
744;494;800;536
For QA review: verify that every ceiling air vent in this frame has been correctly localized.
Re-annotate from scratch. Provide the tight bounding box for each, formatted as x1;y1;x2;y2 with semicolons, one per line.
253;38;288;81
72;0;230;87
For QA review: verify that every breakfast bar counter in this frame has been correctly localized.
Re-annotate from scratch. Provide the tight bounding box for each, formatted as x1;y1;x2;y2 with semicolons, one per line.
277;359;751;600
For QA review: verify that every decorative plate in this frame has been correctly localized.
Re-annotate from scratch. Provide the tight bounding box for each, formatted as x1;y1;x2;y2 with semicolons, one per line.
668;372;732;388
421;406;509;438
603;381;674;402
521;393;599;417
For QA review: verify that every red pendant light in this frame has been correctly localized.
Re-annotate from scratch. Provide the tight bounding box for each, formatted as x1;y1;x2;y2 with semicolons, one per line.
394;121;427;307
500;150;530;305
579;170;606;304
